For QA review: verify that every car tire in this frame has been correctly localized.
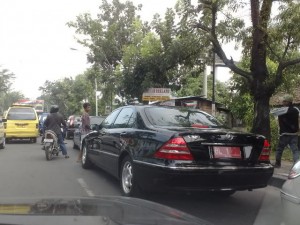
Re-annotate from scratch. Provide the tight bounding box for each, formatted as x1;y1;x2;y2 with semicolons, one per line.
82;144;92;169
31;138;37;143
120;156;141;197
73;142;79;150
0;137;5;149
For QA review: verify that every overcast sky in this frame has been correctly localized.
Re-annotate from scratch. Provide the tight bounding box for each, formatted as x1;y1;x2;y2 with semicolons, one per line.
0;0;236;99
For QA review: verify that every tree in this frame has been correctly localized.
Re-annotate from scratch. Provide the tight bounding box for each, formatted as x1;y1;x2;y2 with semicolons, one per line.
178;0;300;140
69;0;211;101
68;0;145;101
0;91;24;113
0;67;15;93
122;7;208;99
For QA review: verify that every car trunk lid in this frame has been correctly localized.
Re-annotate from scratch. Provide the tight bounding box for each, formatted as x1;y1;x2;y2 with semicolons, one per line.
174;129;267;165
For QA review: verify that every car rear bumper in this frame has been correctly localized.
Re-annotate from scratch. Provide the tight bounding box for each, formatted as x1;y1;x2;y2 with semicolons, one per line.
134;161;274;192
6;131;38;138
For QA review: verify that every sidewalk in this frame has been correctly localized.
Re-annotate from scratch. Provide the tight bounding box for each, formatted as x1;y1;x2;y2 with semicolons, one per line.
268;160;293;189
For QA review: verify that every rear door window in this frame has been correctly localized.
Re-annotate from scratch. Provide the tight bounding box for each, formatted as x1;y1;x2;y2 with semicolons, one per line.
113;108;136;128
7;108;36;120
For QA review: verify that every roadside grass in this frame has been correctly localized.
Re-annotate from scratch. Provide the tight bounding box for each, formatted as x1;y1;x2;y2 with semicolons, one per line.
270;149;293;162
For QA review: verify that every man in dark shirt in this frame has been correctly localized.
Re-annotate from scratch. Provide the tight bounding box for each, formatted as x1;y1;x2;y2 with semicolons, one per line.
44;105;69;158
275;95;299;168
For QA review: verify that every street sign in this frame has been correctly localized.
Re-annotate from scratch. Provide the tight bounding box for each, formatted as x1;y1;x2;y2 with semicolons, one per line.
142;88;171;101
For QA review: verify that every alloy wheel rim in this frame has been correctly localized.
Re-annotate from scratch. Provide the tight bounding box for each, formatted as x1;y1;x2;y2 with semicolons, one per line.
122;161;132;194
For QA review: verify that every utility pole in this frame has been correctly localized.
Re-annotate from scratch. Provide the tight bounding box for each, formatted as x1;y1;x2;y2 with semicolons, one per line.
211;2;217;116
95;78;98;116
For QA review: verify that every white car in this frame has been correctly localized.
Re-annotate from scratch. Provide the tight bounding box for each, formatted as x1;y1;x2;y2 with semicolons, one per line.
281;161;300;225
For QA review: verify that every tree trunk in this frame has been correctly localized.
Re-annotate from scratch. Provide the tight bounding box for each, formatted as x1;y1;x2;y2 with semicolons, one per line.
251;95;271;141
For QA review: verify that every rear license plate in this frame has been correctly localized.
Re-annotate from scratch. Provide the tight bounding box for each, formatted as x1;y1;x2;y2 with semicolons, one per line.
44;139;54;143
213;146;241;159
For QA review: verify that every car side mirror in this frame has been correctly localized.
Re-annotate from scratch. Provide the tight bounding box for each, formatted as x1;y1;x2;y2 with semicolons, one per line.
1;118;7;123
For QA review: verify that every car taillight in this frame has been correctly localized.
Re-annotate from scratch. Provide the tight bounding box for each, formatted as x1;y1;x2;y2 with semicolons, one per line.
259;140;270;161
288;161;300;179
154;137;194;160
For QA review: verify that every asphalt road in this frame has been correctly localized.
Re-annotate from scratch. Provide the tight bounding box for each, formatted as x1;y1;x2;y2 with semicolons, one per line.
0;137;284;225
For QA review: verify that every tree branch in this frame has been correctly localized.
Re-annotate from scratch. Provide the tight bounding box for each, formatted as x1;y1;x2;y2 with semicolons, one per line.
266;42;281;61
275;57;300;86
193;22;211;33
193;22;251;80
210;37;252;81
282;32;292;60
281;57;300;69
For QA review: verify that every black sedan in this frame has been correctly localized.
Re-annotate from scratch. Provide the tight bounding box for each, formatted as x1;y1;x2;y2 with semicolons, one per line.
73;116;106;149
80;105;274;197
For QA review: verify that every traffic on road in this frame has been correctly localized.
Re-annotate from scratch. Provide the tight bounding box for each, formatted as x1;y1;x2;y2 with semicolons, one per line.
0;102;288;225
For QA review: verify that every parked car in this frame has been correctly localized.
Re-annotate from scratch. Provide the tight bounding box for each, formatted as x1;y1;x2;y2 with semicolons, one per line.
79;105;274;197
73;115;106;149
0;117;6;149
280;161;300;225
38;112;49;136
4;105;39;143
65;115;81;139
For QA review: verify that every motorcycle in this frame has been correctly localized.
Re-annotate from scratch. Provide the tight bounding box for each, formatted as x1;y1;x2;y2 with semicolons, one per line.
43;130;60;160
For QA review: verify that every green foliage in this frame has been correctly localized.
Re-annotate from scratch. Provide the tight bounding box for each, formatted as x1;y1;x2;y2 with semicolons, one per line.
69;0;209;101
0;91;24;114
39;71;95;117
228;93;254;131
176;71;231;106
0;67;15;93
270;115;279;152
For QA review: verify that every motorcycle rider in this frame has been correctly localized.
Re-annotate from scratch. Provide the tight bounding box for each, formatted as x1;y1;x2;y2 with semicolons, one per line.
44;105;69;158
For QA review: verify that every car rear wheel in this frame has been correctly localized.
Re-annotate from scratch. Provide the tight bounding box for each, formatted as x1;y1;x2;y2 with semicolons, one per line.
120;156;141;197
73;142;79;150
0;137;5;149
82;144;92;169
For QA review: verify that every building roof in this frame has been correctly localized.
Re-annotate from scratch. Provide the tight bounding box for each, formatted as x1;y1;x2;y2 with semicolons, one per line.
270;86;300;106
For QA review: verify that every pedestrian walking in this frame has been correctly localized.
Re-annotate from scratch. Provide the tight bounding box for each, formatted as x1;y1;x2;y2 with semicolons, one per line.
274;94;299;168
77;102;91;162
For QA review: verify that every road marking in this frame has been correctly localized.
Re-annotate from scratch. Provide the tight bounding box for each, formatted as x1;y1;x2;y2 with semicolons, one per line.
77;178;95;197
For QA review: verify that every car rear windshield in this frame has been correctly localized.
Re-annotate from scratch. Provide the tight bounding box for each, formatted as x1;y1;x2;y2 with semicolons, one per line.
90;116;105;125
7;108;36;120
145;107;223;128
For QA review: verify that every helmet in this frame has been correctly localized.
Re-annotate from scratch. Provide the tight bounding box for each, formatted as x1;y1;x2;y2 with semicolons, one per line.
50;105;59;113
